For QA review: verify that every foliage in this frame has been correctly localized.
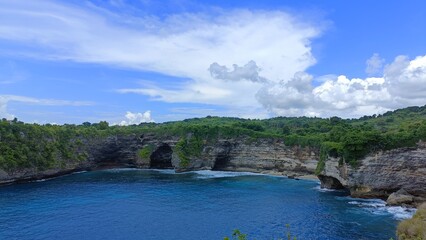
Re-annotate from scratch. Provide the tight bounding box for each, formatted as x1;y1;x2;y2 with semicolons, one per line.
224;229;247;240
223;225;297;240
315;141;343;175
138;145;154;161
174;136;204;168
0;105;425;173
397;203;426;240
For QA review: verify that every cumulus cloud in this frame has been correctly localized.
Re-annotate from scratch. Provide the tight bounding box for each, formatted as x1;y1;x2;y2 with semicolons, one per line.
385;55;426;100
1;1;424;119
209;61;267;83
118;111;154;126
0;1;322;110
365;53;385;76
256;72;316;114
0;95;93;120
256;55;426;118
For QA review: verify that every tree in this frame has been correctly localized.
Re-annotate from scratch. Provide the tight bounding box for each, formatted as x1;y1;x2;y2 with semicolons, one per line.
98;121;109;130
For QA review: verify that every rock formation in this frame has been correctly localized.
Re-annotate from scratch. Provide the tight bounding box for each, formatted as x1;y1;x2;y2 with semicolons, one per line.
387;189;414;206
0;134;318;184
1;133;425;207
317;141;426;205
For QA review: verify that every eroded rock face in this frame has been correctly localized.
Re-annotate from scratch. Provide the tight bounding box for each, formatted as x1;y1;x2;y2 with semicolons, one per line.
2;133;425;206
0;135;319;184
318;142;426;204
171;138;319;176
150;144;173;169
318;175;345;189
387;189;414;206
90;135;144;167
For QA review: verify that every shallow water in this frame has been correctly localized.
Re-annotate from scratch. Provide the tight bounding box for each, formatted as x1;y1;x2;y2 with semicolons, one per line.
0;169;415;240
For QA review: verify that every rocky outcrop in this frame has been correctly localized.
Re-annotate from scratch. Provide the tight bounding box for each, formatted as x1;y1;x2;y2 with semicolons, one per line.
206;139;318;176
173;138;318;175
387;189;414;206
1;132;425;207
317;175;345;189
318;142;426;205
0;134;319;184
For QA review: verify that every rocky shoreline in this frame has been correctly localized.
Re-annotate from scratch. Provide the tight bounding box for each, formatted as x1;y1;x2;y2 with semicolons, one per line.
318;141;426;207
1;134;425;207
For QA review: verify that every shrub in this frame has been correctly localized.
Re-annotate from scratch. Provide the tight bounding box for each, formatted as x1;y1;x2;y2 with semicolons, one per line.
174;136;204;168
138;145;154;160
397;203;426;240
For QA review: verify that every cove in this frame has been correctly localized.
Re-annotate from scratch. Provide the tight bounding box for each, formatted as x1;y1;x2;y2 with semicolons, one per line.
0;169;414;240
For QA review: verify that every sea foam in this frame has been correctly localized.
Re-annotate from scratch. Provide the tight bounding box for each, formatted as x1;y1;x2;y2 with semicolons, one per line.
347;198;416;220
192;170;263;179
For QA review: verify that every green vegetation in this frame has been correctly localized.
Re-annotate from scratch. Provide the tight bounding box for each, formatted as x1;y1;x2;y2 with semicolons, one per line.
0;105;425;173
224;229;247;240
137;145;155;162
397;203;426;240
174;136;204;167
224;225;297;240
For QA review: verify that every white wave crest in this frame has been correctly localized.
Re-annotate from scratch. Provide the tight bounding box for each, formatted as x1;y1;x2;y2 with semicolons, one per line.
149;169;177;174
313;185;341;192
347;198;416;220
191;170;262;179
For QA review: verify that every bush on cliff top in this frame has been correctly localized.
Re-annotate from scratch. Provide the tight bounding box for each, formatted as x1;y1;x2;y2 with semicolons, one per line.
397;203;426;240
174;136;204;168
0;105;425;172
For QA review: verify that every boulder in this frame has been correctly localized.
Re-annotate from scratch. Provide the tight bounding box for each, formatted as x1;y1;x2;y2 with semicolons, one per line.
387;189;414;206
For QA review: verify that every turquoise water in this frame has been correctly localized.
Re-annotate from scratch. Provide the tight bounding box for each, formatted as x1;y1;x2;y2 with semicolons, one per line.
0;169;415;240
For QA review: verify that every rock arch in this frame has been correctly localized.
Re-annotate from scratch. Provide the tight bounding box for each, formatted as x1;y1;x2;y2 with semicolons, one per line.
212;141;233;170
150;143;173;169
318;175;345;189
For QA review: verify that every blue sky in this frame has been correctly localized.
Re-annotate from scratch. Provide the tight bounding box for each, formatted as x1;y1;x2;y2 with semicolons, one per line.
0;0;425;124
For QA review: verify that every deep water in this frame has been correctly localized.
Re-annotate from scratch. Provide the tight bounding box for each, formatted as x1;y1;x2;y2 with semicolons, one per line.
0;169;415;240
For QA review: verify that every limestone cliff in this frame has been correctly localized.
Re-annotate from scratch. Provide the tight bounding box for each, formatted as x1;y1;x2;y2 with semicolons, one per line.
318;141;426;205
1;133;425;207
0;134;318;184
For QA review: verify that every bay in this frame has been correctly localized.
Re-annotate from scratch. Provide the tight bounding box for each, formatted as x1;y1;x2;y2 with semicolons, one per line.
0;169;414;240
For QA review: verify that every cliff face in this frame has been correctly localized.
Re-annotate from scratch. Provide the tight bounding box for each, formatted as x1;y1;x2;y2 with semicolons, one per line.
207;139;318;176
318;142;426;204
0;134;318;184
1;134;425;206
147;136;318;176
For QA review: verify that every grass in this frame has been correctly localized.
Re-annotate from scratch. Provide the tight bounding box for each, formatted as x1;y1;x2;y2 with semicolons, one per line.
397;203;426;240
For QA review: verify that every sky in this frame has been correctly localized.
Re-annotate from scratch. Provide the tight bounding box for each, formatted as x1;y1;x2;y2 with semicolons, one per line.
0;0;425;124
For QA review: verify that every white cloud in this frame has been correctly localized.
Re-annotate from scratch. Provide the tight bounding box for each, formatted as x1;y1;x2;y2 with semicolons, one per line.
117;111;154;126
0;1;322;110
365;53;385;76
256;55;426;118
1;1;424;120
385;55;426;100
0;95;94;120
256;72;317;115
209;61;267;83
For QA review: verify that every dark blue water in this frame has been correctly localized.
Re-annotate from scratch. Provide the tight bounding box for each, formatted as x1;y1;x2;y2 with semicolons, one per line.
0;169;414;240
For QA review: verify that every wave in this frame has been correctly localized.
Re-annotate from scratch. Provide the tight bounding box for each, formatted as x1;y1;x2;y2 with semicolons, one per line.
147;169;177;174
191;170;263;179
312;185;342;192
147;169;264;178
31;178;49;183
102;168;139;172
30;170;89;182
347;198;416;220
70;170;88;174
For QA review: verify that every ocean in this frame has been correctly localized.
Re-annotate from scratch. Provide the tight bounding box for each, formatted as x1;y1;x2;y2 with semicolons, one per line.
0;169;415;240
